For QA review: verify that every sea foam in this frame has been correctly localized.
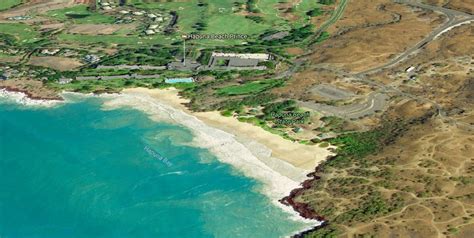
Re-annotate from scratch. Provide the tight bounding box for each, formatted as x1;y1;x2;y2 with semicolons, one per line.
0;89;62;107
100;92;323;230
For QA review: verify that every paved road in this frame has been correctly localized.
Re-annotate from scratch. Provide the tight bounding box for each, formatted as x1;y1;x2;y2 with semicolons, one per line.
310;84;355;100
298;92;389;120
355;0;474;76
296;0;474;128
352;0;474;129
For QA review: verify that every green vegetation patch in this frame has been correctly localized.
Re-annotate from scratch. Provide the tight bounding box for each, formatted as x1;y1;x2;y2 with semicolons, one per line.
324;126;391;169
298;121;411;237
48;77;164;94
217;79;283;96
306;8;324;17
315;31;330;43
204;14;268;35
128;0;208;33
56;33;169;46
333;192;395;223
46;5;115;24
319;0;335;5
100;48;174;66
330;130;383;159
0;0;22;11
320;121;407;169
295;0;325;22
262;100;310;125
0;23;39;44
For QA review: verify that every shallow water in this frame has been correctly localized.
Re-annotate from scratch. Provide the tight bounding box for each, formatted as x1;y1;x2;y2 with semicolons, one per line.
0;97;306;237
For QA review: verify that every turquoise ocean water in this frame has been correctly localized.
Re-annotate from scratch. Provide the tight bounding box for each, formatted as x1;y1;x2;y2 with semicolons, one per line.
0;97;305;238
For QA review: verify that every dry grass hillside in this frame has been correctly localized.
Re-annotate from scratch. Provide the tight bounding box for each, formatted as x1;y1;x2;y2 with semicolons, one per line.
373;24;473;125
286;4;474;238
340;117;473;237
291;99;474;237
423;0;474;14
308;0;444;72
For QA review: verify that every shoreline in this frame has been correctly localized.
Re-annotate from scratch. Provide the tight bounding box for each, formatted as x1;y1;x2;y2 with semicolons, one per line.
0;88;63;107
103;88;333;234
0;86;62;101
119;88;334;171
1;87;333;236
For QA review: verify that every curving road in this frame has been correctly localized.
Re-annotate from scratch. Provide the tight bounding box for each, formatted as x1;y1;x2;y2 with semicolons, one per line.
293;0;474;129
352;0;474;129
298;92;389;120
355;0;474;76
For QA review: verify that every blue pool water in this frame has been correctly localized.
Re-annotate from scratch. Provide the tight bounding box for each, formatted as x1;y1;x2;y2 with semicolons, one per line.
165;78;194;84
0;97;305;237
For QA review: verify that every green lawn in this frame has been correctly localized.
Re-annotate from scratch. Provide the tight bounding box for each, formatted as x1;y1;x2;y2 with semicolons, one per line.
128;0;202;33
0;52;15;58
0;23;39;44
295;0;324;16
83;0;323;47
204;14;268;35
217;80;282;96
46;5;115;24
128;0;284;35
0;0;22;11
56;32;173;46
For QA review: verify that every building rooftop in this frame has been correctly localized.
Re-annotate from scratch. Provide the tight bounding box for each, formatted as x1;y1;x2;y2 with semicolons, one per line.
167;61;201;71
227;58;260;67
211;52;270;60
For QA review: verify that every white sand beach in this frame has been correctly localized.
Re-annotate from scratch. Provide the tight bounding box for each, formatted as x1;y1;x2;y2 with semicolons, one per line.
121;88;333;171
0;86;332;231
97;87;333;227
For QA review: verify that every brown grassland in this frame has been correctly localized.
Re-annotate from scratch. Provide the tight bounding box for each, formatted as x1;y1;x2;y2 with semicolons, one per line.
308;0;445;73
28;56;83;71
288;13;473;238
423;0;474;14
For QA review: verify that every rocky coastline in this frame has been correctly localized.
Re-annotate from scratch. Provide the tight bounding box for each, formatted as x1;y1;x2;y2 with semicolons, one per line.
280;158;336;237
0;85;63;101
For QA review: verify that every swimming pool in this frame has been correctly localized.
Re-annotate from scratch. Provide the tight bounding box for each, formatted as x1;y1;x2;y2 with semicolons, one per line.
165;78;194;84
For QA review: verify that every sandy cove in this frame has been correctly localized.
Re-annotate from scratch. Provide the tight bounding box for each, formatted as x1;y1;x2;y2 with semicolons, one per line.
120;87;333;171
96;87;335;229
2;86;333;233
